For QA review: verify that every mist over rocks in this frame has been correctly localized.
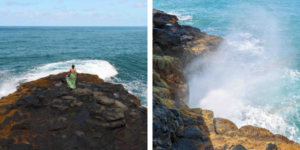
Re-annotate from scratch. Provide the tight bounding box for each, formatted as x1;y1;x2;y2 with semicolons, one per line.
0;72;147;150
152;9;300;150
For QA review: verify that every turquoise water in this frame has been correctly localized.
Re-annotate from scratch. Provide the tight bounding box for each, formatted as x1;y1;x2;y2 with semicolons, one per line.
155;0;300;142
0;27;147;106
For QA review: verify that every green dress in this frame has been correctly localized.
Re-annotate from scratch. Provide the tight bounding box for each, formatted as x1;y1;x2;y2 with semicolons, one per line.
66;72;76;89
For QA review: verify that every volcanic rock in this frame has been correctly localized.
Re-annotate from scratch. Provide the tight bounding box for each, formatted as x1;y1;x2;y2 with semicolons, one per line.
0;72;147;149
153;9;224;67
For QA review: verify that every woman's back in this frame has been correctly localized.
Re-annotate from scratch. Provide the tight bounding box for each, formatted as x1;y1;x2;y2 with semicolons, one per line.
70;68;76;73
66;65;77;89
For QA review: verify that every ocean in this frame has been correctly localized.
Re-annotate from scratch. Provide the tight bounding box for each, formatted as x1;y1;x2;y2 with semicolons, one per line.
0;26;147;106
154;0;300;143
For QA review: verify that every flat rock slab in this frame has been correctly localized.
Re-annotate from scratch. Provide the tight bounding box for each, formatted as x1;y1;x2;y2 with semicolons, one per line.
110;119;126;129
85;119;110;129
88;104;105;116
113;101;128;111
51;104;69;113
52;98;63;104
71;88;93;96
94;91;106;98
48;117;67;131
23;95;39;104
96;96;115;106
101;108;124;121
184;126;203;139
70;100;84;109
61;96;75;100
45;90;60;98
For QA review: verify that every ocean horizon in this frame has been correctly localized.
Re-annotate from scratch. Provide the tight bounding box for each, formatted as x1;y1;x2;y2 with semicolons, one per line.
0;26;147;106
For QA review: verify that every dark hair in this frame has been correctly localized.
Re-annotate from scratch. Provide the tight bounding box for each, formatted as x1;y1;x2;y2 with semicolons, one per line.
72;65;75;69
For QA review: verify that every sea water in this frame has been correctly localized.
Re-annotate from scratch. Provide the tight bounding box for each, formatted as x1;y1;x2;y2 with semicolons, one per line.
0;27;147;106
154;0;300;143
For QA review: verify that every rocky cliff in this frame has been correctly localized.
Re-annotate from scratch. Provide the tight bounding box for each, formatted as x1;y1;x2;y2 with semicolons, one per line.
153;9;223;67
153;9;300;150
0;72;147;150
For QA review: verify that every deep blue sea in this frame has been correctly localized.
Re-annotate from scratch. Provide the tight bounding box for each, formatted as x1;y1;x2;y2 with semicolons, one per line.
155;0;300;143
0;27;147;106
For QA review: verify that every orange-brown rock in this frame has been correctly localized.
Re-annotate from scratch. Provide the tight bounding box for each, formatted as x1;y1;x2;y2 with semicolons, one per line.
200;108;300;150
214;118;238;135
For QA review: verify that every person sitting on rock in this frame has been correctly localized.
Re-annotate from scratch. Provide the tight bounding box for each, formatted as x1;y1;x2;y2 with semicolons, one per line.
66;64;77;89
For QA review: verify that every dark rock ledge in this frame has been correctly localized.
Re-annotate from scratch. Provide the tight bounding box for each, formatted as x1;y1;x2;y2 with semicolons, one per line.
0;72;147;150
152;9;300;150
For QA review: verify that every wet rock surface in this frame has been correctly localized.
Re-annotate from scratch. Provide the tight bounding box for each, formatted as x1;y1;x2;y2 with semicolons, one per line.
153;9;300;150
0;72;147;150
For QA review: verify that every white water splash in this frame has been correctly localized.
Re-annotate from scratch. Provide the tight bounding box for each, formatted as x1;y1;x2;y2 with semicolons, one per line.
0;59;118;98
167;11;193;24
188;6;300;142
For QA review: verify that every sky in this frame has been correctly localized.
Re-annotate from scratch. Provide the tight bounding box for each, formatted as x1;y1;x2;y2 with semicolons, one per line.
0;0;147;26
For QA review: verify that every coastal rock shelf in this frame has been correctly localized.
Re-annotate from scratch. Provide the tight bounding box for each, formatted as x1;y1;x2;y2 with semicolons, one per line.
0;72;147;150
152;9;300;150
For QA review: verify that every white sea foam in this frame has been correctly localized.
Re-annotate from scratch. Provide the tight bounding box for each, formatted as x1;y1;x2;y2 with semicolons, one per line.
107;75;147;106
225;32;265;55
197;88;299;141
167;11;193;21
206;28;216;31
123;80;147;99
0;70;6;75
0;59;118;98
248;107;298;135
283;69;300;81
0;69;14;75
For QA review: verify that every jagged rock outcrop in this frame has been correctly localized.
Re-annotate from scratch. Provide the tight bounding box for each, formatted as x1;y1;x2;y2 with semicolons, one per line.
0;72;147;150
153;9;224;67
153;9;300;150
